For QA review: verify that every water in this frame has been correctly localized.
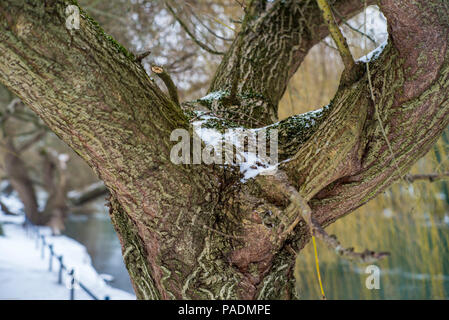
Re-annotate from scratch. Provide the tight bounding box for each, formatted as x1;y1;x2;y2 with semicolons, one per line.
63;198;449;299
295;205;449;299
64;209;134;294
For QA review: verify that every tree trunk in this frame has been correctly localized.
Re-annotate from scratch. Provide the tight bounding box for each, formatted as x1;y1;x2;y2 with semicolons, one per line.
3;137;41;224
41;149;70;234
0;0;448;299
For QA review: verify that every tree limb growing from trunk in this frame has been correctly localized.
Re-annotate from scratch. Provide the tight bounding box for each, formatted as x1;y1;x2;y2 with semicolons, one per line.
0;0;448;299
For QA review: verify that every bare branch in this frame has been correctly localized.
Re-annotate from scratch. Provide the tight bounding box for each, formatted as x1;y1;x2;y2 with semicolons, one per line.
312;218;390;264
134;50;151;63
405;172;449;183
17;130;46;153
316;0;357;82
165;52;195;70
271;171;389;264
165;1;225;55
6;98;22;112
0;200;17;216
190;10;234;42
68;182;108;206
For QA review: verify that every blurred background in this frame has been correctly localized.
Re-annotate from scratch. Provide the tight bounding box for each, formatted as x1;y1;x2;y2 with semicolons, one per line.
0;0;448;299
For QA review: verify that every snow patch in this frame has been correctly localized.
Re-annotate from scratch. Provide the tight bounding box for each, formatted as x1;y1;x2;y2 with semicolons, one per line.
358;39;388;63
0;211;135;300
192;114;279;182
199;90;227;101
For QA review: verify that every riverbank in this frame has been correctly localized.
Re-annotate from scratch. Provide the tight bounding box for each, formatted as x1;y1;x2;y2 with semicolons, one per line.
0;212;135;300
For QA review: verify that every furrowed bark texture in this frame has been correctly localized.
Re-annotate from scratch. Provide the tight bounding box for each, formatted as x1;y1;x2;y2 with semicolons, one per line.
0;0;448;300
208;0;376;127
0;0;223;299
301;0;449;226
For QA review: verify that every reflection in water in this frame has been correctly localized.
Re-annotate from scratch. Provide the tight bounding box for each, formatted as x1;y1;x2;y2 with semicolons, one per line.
64;210;134;294
294;134;449;300
295;192;449;299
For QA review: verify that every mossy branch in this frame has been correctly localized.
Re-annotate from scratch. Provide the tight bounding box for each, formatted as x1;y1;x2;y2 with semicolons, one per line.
311;218;390;264
316;0;356;81
273;171;389;264
330;4;377;46
151;65;180;107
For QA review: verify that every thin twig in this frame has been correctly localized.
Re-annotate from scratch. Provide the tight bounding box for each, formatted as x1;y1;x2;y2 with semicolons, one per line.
312;235;326;300
190;10;234;42
183;1;237;33
165;1;225;55
330;4;378;46
165;52;195;70
312;218;390;264
17;130;46;153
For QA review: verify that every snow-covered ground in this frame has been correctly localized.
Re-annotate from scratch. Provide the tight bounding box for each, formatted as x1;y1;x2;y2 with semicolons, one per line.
0;212;135;300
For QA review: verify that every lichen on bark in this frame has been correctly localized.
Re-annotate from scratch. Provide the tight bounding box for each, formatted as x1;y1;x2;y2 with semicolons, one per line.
0;0;448;300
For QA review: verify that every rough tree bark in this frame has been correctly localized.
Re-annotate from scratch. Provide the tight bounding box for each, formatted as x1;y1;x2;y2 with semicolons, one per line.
0;0;448;299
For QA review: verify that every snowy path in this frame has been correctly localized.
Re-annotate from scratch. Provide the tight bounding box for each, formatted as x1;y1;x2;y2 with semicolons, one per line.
0;215;135;300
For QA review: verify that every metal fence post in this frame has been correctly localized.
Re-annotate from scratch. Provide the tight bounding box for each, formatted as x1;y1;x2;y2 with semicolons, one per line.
35;228;39;249
26;223;103;301
48;244;54;272
69;269;75;300
41;236;45;259
58;256;64;284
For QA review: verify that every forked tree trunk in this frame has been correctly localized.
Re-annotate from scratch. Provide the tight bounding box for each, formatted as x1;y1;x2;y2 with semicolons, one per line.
0;0;448;299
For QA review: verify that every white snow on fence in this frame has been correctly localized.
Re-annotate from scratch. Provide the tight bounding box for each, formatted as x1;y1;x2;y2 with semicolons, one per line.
0;210;135;300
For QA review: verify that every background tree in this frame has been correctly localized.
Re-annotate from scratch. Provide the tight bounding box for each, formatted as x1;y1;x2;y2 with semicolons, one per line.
0;84;109;233
1;0;449;300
